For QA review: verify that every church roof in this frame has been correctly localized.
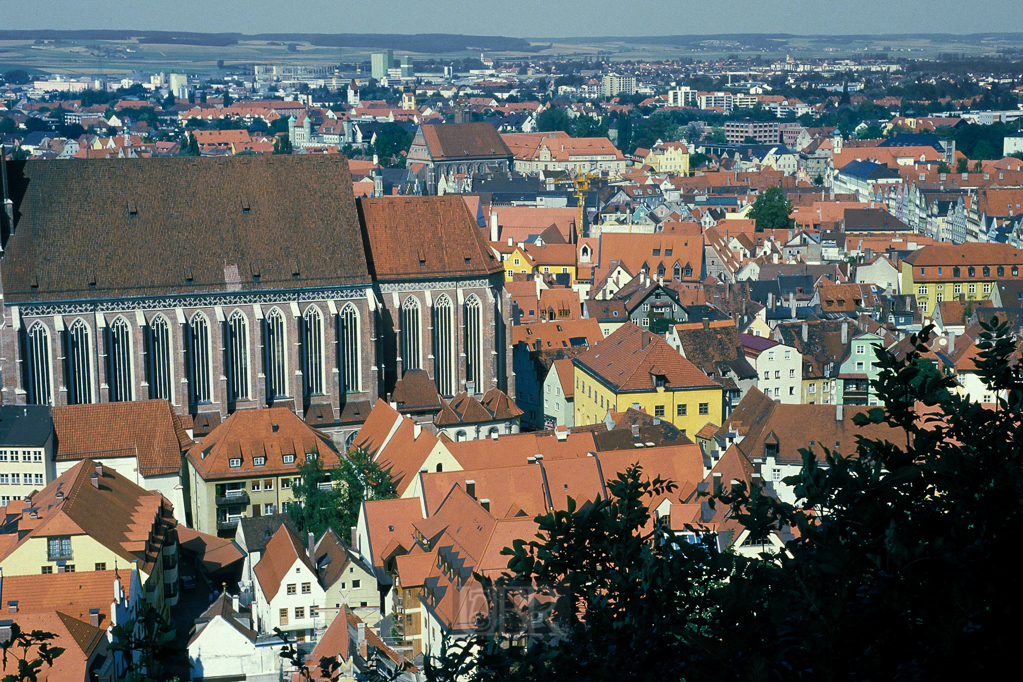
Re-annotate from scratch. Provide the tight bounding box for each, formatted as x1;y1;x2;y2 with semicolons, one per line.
419;122;512;160
1;155;371;303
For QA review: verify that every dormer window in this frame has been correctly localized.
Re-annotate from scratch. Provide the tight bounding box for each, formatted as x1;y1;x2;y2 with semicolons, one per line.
253;457;266;467
283;454;295;464
229;458;242;468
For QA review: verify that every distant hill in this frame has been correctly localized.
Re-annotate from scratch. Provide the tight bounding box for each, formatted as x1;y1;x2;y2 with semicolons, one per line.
0;30;536;53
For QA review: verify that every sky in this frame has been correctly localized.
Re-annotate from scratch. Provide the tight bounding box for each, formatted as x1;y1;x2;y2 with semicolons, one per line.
5;0;1023;37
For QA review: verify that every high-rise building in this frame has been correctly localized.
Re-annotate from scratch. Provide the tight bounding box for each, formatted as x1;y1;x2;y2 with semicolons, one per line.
601;73;636;98
169;73;188;99
371;50;393;80
400;55;415;78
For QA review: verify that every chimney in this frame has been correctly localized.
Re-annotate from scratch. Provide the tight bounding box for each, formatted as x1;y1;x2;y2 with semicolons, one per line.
948;331;956;349
652;417;660;426
702;318;710;329
789;292;796;319
631;424;640;439
232;594;239;613
307;532;316;563
413;423;422;439
0;620;11;645
479;498;491;512
351;526;358;550
88;608;100;627
357;622;367;658
836;403;844;421
490;210;500;242
802;322;808;342
712;472;722;494
465;480;477;499
7;601;17;614
491;430;499;440
95;462;103;477
90;472;99;489
841;322;849;344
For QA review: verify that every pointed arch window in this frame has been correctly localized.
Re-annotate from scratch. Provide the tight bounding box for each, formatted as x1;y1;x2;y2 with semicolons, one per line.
148;315;173;403
25;321;53;406
339;304;362;393
265;307;288;400
108;316;134;402
303;306;325;397
401;297;422;371
465;295;483;392
673;263;682;280
227;310;250;401
434;295;456;396
67;318;94;405
189;312;213;404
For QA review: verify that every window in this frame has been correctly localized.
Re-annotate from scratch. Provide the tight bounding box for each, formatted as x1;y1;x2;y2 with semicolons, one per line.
108;316;134;402
984;284;991;294
954;284;962;295
465;295;484;392
772;469;781;481
789;369;795;378
34;474;43;486
265;307;289;399
767;351;775;361
917;286;927;296
302;582;311;594
0;474;7;485
763;371;770;380
434;295;456;396
10;474;19;485
264;479;274;490
251;480;262;491
698;403;709;415
229;458;241;468
654;405;665;417
32;452;41;463
287;584;297;596
263;503;276;515
148;315;173;402
400;296;423;371
784;350;791;360
774;371;780;379
25;322;53;406
283;454;295;465
227;310;250;402
66;565;75;573
47;536;72;561
20;452;30;462
189;312;213;404
856;361;865;371
809;384;816;393
253;457;266;467
294;607;305;619
352;579;361;589
310;605;319;619
968;284;976;294
855;344;865;355
339;304;362;393
95;563;106;571
936;292;943;303
279;608;289;625
67;318;94;405
998;266;1005;277
301;305;326;397
41;566;52;574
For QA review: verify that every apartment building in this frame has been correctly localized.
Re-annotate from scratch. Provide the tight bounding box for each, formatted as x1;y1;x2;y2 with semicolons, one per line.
724;119;781;145
901;243;1023;317
0;405;53;506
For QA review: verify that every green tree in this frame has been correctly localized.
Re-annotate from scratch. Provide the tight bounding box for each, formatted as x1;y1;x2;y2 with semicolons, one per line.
372;122;413;168
179;133;200;156
535;107;573;134
703;126;726;144
428;318;1023;682
274;134;293;155
572;115;607;138
937;161;951;174
286;447;395;539
0;624;64;682
0;117;16;135
748;185;794;231
956;157;969;173
742;135;759;144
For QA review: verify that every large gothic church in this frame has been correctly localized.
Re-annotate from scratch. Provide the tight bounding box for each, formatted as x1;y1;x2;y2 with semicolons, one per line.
0;155;512;442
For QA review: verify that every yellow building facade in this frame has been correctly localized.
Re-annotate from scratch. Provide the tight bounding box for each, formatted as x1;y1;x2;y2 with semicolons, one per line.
901;244;1023;317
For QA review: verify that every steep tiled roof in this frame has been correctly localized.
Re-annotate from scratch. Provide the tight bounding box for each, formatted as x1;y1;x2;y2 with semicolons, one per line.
904;243;1023;275
576;323;720;393
186;408;338;481
596;232;704;284
355;401;442;495
53;400;189;477
1;611;105;681
358;196;502;281
511;318;604;350
361;497;424;568
0;570;124;627
253;524;317;601
2;156;370;303
673;321;758;381
0;460;174;575
419;122;512;160
391;369;443;411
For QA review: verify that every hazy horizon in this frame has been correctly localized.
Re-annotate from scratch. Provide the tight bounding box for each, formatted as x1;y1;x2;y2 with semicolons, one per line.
5;0;1023;38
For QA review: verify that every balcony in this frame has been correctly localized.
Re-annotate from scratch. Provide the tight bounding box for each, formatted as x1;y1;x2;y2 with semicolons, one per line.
217;517;242;532
215;489;250;506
